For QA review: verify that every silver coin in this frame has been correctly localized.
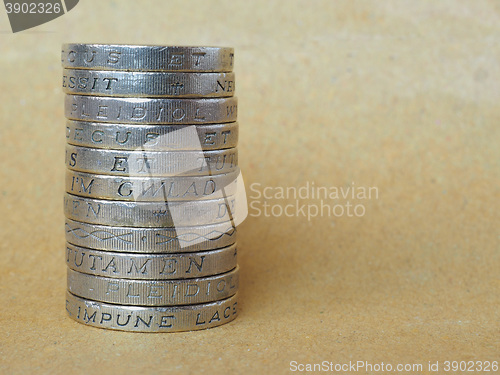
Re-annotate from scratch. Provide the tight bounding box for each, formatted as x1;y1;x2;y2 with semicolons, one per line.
65;95;238;124
66;242;237;280
65;169;239;201
65;144;238;177
66;120;239;151
62;44;234;72
65;291;238;332
64;193;238;227
62;69;235;98
65;218;237;253
67;266;239;306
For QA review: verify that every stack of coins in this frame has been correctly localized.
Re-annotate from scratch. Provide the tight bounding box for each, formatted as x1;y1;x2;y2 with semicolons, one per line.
61;44;240;332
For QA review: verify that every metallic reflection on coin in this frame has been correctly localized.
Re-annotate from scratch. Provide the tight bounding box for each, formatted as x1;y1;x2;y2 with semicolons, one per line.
66;120;239;151
62;44;234;72
65;144;238;176
62;69;235;98
67;266;239;306
64;218;237;252
65;169;239;201
66;242;237;279
66;291;238;332
63;193;238;227
65;95;238;124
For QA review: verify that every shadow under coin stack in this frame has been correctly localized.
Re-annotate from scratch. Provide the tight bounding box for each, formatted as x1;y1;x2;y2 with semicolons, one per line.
61;44;240;332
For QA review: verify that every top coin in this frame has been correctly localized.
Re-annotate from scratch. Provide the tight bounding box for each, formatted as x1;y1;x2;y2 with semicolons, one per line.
61;44;234;72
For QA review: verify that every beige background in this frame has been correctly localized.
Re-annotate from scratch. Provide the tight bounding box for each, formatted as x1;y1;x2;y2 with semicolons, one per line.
0;1;499;374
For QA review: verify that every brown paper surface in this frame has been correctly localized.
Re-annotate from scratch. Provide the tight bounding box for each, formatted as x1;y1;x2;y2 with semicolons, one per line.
0;1;498;374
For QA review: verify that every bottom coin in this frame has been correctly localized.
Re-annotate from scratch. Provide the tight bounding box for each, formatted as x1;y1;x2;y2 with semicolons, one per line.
65;291;238;333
